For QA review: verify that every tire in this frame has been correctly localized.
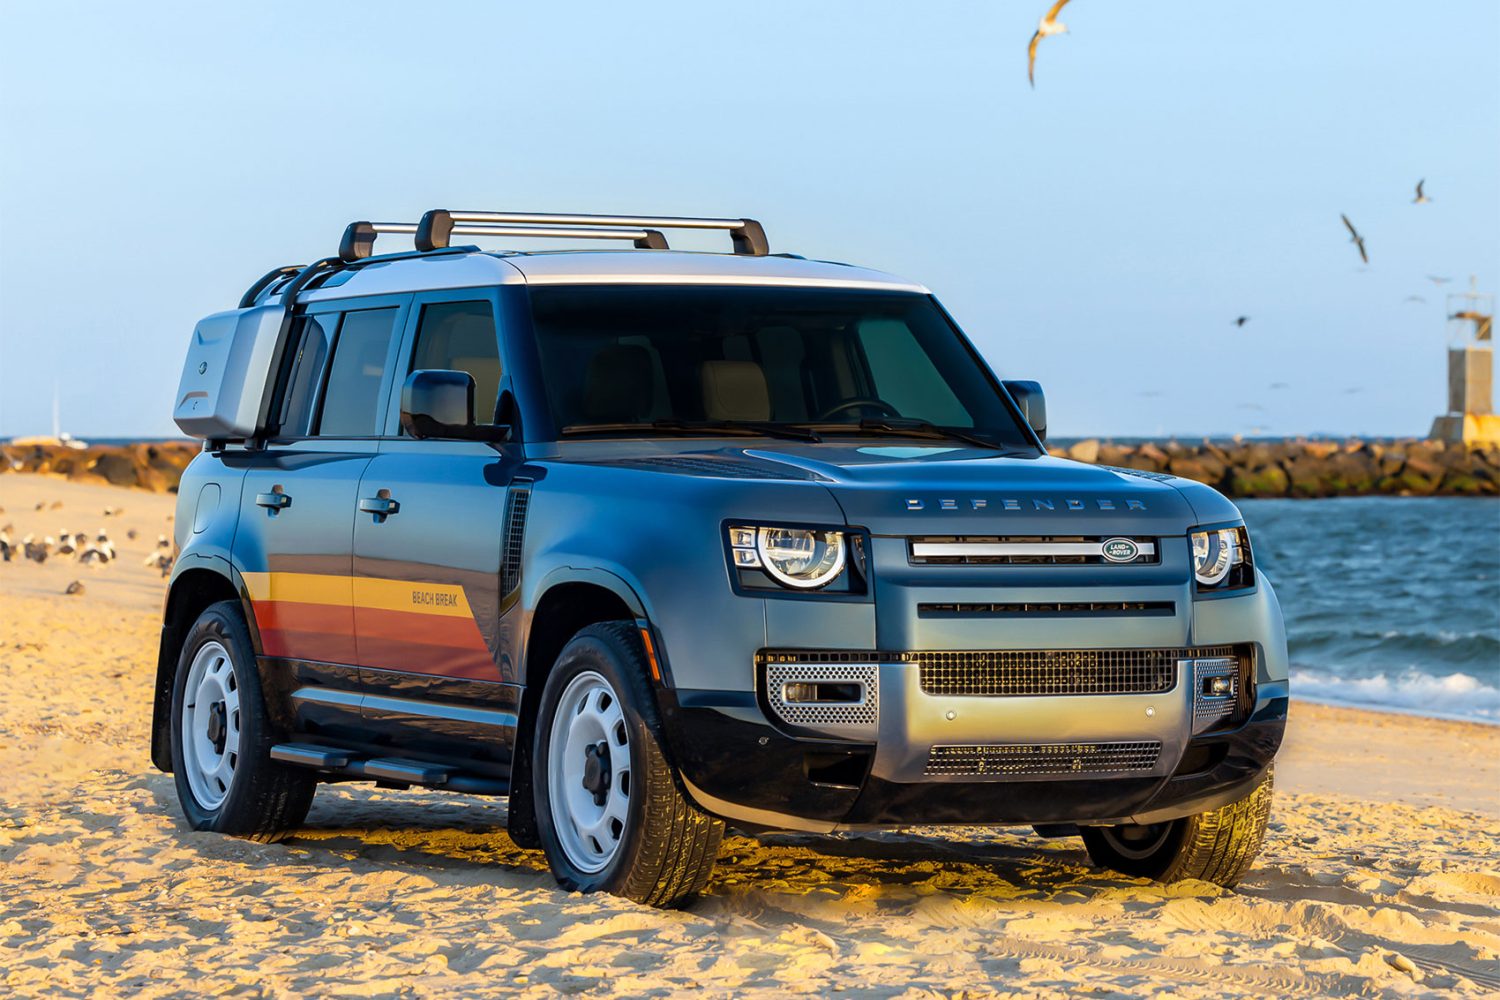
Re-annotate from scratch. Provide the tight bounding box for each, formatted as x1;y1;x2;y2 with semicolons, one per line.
1080;766;1274;889
169;600;315;843
533;621;724;907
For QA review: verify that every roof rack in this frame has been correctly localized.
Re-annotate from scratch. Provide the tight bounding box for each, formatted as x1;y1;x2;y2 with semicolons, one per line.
336;210;770;262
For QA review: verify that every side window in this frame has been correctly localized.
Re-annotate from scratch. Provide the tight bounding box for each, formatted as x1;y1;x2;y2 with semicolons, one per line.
856;318;970;427
279;313;335;436
316;307;399;437
407;300;502;426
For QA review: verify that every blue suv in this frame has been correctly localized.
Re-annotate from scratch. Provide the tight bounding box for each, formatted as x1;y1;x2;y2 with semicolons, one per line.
155;210;1288;906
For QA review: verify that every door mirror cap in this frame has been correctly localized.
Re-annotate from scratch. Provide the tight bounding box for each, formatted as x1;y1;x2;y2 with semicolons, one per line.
400;370;510;441
1003;379;1047;442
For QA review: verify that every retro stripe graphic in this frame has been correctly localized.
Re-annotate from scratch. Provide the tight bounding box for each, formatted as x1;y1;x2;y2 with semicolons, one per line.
242;572;495;677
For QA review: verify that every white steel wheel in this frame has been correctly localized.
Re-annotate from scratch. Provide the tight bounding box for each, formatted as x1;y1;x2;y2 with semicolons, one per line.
179;639;242;810
546;669;632;874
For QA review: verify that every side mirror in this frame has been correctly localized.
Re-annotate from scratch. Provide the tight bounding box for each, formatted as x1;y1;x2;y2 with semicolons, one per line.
400;370;509;441
1003;379;1046;442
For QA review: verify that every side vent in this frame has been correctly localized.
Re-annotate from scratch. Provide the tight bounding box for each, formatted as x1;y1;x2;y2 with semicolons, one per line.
500;481;532;596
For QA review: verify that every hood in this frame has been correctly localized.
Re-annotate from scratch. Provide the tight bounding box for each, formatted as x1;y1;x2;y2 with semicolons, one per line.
549;439;1207;536
742;444;1198;535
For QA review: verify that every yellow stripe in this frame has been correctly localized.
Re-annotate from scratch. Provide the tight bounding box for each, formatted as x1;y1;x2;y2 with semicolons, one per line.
351;576;473;618
242;571;351;607
242;571;472;618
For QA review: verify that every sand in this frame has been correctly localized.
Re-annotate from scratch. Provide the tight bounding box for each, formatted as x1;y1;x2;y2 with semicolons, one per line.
2;475;1497;998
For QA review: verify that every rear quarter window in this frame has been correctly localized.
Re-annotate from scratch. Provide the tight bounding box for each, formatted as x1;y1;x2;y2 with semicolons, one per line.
315;307;399;437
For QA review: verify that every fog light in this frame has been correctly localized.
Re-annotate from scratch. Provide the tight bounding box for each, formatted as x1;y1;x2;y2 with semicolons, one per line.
783;681;863;704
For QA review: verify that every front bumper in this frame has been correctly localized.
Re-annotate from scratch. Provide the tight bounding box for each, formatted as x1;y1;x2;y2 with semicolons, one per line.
662;678;1286;833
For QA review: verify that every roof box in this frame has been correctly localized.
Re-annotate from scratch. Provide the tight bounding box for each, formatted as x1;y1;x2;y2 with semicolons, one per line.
172;303;286;440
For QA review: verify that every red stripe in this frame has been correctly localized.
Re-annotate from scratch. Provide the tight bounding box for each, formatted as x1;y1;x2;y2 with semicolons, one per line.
254;600;355;663
354;606;495;678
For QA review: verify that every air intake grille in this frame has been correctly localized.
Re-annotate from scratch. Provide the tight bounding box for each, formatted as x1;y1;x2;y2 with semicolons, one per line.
926;741;1162;777
500;483;531;595
916;647;1233;697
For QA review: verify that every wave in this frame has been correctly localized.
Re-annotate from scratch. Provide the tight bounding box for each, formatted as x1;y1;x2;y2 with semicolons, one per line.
1290;669;1500;724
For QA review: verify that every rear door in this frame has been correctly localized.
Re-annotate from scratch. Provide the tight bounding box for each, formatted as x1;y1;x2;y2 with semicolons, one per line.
234;296;409;738
351;290;525;764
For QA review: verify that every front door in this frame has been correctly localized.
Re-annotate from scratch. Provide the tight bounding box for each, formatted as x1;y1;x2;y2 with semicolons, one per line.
351;293;523;766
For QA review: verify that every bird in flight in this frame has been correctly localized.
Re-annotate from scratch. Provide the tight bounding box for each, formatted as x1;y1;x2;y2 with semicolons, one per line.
1340;214;1368;264
1427;275;1452;285
1405;295;1427;303
1413;179;1431;205
1233;316;1250;327
1028;0;1073;87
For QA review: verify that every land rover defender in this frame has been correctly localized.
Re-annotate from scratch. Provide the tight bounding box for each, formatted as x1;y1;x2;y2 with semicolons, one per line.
156;209;1287;906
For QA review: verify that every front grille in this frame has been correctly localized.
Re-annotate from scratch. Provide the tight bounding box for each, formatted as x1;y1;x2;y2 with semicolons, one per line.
759;646;1243;698
917;647;1234;697
926;741;1162;776
909;536;1159;565
919;601;1175;618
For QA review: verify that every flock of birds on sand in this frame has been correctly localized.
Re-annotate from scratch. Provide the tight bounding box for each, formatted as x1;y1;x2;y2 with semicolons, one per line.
1025;1;1487;424
0;501;174;596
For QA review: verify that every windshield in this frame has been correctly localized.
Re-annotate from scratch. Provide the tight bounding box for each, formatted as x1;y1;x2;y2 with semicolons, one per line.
527;284;1032;448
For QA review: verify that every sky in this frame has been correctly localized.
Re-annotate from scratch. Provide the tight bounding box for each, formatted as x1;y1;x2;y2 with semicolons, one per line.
1;1;1496;440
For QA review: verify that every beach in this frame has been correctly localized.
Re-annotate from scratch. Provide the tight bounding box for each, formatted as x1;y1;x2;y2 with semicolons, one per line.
2;476;1497;997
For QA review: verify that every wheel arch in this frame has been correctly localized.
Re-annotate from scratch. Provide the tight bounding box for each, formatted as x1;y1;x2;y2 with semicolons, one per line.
150;558;258;772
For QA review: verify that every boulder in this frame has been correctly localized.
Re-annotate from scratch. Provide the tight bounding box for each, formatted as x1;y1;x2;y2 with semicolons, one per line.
1067;439;1100;464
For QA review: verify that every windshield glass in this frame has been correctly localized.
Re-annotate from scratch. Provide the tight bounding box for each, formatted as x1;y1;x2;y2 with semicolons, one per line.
527;284;1032;447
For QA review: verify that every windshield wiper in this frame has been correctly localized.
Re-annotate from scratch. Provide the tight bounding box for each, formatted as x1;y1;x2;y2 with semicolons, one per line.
799;418;1007;451
560;419;821;443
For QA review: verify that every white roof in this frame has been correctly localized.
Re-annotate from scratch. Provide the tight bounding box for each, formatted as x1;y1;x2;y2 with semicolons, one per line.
296;249;926;303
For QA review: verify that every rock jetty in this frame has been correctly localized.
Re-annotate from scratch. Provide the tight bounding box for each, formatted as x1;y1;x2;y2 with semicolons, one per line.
2;439;1497;498
1052;438;1499;497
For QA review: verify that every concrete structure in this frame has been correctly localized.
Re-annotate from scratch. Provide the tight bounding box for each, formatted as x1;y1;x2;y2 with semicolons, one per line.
1430;282;1497;445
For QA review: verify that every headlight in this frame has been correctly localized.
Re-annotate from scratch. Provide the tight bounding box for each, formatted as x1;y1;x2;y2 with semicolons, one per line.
728;524;848;590
1190;525;1253;592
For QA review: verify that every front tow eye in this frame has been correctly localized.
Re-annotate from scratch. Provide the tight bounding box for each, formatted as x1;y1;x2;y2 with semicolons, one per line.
206;702;228;754
582;740;612;806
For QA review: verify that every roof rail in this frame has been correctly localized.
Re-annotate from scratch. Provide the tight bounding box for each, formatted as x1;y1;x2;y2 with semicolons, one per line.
339;219;671;262
415;210;769;257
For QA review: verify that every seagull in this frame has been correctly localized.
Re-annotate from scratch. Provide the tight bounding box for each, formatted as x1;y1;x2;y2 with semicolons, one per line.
1405;295;1427;303
23;534;50;564
56;530;76;556
1341;214;1368;263
1233;316;1250;327
1027;0;1073;87
0;530;11;562
1413;179;1431;205
1427;275;1452;285
64;580;86;596
1451;310;1494;340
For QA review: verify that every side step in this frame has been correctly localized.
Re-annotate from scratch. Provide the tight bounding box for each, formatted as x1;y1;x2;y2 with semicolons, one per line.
271;743;353;769
362;758;452;785
269;743;509;796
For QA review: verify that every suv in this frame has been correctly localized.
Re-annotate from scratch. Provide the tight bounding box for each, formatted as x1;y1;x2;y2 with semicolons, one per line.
156;210;1288;907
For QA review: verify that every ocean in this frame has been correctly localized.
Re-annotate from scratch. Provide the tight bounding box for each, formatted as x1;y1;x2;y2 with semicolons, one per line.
1241;497;1500;724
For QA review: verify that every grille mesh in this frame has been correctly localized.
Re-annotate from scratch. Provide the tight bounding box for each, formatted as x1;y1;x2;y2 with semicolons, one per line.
926;741;1162;776
765;662;878;731
916;647;1236;697
500;484;530;596
1192;657;1239;732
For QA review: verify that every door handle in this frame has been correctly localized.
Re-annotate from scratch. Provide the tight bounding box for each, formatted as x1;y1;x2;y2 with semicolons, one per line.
255;491;292;510
358;495;400;518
